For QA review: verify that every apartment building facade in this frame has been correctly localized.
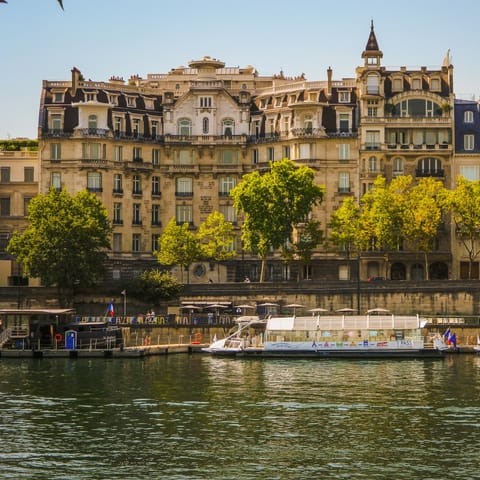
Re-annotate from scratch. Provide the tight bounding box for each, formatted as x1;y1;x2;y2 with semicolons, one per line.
34;24;466;284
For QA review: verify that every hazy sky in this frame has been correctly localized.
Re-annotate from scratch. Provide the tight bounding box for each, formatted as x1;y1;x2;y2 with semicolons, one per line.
1;0;479;139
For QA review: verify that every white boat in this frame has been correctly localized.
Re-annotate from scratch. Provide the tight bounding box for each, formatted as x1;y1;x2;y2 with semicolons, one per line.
203;310;449;358
474;335;480;353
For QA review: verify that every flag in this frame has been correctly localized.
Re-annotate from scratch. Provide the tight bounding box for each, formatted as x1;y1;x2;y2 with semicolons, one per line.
121;290;126;296
443;327;450;339
107;302;115;317
449;332;457;348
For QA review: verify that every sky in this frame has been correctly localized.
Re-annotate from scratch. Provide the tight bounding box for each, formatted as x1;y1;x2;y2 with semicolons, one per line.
0;0;479;139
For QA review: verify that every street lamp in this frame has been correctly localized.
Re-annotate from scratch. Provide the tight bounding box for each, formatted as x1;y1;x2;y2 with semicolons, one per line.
121;290;127;317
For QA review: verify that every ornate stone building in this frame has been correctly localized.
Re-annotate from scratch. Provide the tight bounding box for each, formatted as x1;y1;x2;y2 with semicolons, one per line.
35;24;460;284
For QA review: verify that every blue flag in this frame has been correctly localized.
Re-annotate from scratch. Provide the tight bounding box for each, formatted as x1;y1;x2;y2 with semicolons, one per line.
443;327;450;339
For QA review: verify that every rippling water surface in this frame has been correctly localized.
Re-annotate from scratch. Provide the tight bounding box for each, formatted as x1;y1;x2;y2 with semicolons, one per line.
0;354;479;479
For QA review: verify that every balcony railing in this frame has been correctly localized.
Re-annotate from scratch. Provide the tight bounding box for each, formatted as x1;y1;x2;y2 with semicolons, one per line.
415;169;445;178
78;128;109;137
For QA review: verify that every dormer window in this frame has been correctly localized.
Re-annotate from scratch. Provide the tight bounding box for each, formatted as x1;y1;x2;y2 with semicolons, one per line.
339;91;351;103
309;93;317;102
52;91;65;103
430;78;441;92
144;98;154;110
411;78;422;90
392;78;403;92
126;96;136;107
85;92;97;102
108;94;119;105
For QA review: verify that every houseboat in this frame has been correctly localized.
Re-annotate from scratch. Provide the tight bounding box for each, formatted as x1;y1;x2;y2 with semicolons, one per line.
203;310;448;358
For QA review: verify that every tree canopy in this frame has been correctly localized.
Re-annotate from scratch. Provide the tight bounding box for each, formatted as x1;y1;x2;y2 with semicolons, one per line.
7;188;111;305
231;158;324;281
155;218;202;283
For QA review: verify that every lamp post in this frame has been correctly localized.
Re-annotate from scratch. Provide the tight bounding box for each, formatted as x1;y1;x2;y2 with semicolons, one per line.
121;290;127;317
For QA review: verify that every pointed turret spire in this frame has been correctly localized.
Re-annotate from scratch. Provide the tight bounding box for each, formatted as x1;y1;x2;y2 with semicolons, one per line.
362;20;383;66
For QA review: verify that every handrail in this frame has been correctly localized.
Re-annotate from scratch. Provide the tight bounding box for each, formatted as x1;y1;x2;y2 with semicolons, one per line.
0;328;11;347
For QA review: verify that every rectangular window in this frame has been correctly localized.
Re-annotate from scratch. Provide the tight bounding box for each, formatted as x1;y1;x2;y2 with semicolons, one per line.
132;175;142;195
151;204;161;225
152;176;161;195
219;205;236;223
51;172;61;190
299;144;311;159
50;113;62;132
252;149;258;164
113;174;123;193
151;121;159;139
176;205;193;225
367;107;378;117
338;173;350;193
282;145;290;159
87;172;102;192
50;143;61;161
82;143;102;160
114;145;123;162
0;167;10;183
114;116;123;135
339;91;350;103
176;177;193;196
459;166;480;181
365;131;380;149
133;147;142;161
199;97;212;108
338;144;350;160
152;148;160;165
464;134;475;151
23;197;32;216
218;150;238;165
132;233;141;252
151;234;160;253
53;92;64;103
267;147;274;161
127;96;136;107
112;233;122;252
176;150;193;165
0;197;10;216
24;167;34;182
132;204;142;225
113;203;122;224
219;177;236;196
464;111;474;123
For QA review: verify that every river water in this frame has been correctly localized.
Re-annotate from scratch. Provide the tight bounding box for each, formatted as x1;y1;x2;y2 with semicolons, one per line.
0;354;479;480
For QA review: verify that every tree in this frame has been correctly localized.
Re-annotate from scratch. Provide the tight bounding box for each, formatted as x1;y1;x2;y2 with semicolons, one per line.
329;196;361;256
444;176;480;279
231;158;324;282
293;219;323;279
197;211;236;280
402;177;446;280
7;188;111;305
130;269;183;304
155;218;201;283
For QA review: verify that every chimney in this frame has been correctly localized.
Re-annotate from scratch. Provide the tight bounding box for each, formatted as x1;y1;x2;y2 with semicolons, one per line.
327;66;333;97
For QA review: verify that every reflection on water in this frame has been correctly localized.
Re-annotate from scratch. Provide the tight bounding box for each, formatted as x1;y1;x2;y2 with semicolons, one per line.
0;355;479;479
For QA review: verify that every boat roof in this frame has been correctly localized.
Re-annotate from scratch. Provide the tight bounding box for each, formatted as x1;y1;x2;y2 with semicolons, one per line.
0;308;74;315
267;314;422;331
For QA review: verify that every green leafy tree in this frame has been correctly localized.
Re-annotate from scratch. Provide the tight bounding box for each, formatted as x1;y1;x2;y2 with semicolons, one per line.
443;176;480;279
130;269;183;304
231;158;324;282
329;196;362;256
155;218;201;283
293;219;323;279
360;175;411;277
402;177;446;280
7;188;111;305
197;211;236;280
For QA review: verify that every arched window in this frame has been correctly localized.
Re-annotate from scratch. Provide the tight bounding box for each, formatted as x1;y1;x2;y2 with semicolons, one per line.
88;114;97;133
202;117;209;135
222;119;234;137
178;118;192;136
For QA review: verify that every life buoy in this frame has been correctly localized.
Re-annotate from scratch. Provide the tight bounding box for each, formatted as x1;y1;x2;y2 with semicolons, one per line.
144;335;151;346
54;333;63;342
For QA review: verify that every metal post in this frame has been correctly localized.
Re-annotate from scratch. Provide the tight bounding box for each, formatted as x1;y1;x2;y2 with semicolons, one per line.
357;250;361;314
121;290;127;316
